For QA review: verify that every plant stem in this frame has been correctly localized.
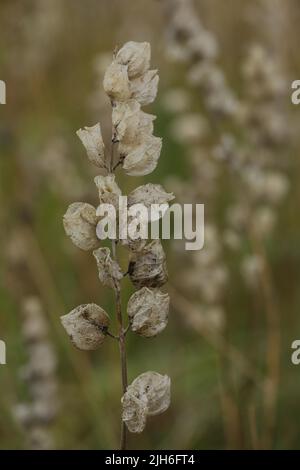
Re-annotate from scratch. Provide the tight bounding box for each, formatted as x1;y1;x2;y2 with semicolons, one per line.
110;107;128;449
112;240;128;450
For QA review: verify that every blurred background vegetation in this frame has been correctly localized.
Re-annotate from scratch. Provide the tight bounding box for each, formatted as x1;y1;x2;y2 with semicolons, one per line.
0;0;300;450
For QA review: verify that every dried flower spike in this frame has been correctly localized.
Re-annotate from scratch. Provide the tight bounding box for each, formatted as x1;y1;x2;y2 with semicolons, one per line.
14;297;59;450
61;41;172;450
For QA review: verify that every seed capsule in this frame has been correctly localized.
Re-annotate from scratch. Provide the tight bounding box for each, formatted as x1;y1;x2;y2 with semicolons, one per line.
61;303;109;351
122;371;171;433
130;69;159;106
128;183;174;222
63;202;99;251
129;240;168;288
93;247;123;289
127;287;169;337
94;174;121;208
103;61;131;101
122;135;162;176
76;123;106;169
116;41;151;79
112;100;155;145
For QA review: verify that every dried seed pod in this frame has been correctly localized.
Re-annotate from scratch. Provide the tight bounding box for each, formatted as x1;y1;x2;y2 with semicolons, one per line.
120;235;147;253
128;240;168;288
94;174;121;207
116;41;151;78
61;303;109;351
103;61;131;101
127;287;169;337
121;390;148;434
130;69;159;106
122;371;171;433
93;247;123;289
63;202;99;251
128;183;174;221
112;100;155;145
113;100;140;143
136;372;171;416
122;135;162;176
76;123;106;169
138;112;156;137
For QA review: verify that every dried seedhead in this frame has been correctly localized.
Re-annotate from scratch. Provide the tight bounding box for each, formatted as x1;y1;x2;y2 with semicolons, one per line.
61;41;172;448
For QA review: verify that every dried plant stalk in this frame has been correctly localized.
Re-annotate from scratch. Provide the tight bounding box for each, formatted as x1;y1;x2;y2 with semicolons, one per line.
61;41;172;450
14;297;59;450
